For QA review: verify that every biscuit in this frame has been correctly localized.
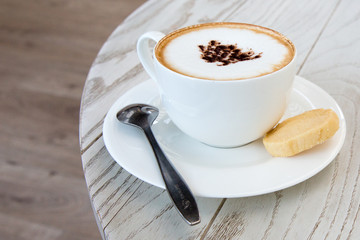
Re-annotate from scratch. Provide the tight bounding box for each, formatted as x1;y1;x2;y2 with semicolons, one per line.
263;109;339;157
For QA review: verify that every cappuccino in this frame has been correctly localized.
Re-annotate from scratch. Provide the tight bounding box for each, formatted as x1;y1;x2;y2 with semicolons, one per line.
156;23;295;80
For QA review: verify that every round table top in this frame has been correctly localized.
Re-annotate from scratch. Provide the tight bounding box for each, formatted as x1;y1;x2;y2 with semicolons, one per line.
79;0;360;239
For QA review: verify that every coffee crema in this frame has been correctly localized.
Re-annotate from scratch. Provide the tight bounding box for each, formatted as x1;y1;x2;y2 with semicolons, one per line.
155;22;295;80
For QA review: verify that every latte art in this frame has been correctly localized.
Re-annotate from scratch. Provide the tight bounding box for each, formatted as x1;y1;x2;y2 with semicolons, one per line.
156;23;295;80
198;40;262;66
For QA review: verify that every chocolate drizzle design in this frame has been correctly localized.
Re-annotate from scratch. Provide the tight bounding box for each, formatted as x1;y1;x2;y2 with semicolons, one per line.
198;40;262;66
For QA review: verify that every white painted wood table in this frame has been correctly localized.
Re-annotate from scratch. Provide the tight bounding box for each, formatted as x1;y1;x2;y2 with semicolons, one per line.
79;0;360;239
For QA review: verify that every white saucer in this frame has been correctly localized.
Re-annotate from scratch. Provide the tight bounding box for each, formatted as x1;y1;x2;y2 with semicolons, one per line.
103;76;346;198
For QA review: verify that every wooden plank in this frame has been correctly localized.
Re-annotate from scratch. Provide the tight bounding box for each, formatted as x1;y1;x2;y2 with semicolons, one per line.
104;184;223;240
79;0;346;239
205;0;360;239
82;136;143;228
79;0;248;237
296;0;360;238
82;135;223;239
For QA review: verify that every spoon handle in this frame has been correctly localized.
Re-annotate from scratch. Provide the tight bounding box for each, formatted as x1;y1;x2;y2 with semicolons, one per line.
143;127;200;226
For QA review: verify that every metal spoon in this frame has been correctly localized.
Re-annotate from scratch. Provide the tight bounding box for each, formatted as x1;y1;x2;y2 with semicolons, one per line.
116;104;200;226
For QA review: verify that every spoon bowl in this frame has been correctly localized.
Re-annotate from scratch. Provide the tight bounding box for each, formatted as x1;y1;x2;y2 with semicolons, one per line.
116;104;158;129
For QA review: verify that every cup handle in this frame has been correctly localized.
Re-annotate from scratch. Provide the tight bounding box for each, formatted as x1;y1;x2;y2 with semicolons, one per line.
137;31;166;81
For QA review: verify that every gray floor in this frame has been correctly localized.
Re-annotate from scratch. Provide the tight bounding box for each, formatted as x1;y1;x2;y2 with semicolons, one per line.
0;0;146;239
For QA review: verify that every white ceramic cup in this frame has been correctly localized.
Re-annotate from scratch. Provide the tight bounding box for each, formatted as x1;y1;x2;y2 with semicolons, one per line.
137;23;296;148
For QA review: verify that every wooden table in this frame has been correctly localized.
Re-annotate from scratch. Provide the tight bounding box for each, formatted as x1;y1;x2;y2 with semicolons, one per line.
79;0;360;239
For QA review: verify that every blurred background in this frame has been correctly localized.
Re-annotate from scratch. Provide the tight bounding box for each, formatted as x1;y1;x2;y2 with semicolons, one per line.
0;0;146;239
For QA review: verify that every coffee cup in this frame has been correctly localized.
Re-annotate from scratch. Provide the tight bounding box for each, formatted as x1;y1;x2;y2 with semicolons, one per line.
137;22;296;148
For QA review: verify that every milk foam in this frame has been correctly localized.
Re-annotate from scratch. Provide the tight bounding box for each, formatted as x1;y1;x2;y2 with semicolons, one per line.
157;25;293;80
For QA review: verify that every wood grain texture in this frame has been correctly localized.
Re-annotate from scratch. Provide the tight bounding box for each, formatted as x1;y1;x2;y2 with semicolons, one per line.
206;0;360;239
298;0;360;238
0;0;146;239
79;0;360;239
